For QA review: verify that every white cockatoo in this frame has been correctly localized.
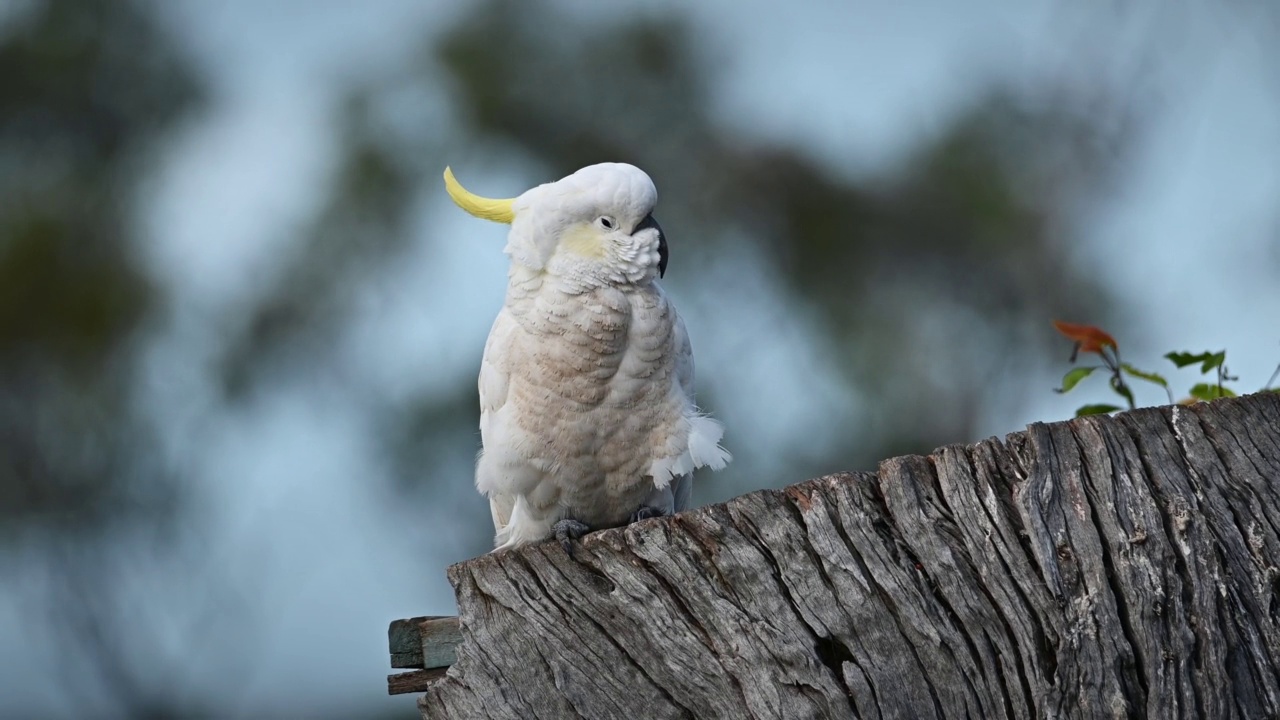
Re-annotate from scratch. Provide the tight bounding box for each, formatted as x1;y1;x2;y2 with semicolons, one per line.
444;163;731;552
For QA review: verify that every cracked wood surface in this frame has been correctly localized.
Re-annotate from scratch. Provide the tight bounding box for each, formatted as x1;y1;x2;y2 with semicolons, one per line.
418;393;1280;719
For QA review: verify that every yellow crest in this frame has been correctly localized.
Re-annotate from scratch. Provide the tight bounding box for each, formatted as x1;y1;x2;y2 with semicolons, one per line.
443;167;516;224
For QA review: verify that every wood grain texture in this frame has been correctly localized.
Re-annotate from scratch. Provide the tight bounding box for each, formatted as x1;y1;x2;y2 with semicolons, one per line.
420;617;463;670
388;616;463;694
389;617;430;669
389;616;461;671
389;668;449;695
417;393;1280;719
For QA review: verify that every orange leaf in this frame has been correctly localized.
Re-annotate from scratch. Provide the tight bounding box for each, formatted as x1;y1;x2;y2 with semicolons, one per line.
1053;320;1117;354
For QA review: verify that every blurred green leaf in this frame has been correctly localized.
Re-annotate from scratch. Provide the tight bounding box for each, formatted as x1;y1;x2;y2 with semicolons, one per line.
1164;351;1211;368
1075;404;1122;416
1120;363;1167;387
1164;350;1226;373
1056;366;1097;393
1188;383;1237;401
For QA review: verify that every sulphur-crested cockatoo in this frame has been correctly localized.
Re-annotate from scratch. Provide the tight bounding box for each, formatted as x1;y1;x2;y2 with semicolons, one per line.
444;163;730;552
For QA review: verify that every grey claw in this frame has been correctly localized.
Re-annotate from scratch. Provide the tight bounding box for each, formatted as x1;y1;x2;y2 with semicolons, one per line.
552;518;592;556
628;505;667;524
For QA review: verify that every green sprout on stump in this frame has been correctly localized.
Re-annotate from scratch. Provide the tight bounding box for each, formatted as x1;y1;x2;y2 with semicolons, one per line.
1052;320;1276;418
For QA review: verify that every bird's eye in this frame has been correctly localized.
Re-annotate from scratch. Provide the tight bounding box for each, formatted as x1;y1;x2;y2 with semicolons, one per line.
598;217;615;230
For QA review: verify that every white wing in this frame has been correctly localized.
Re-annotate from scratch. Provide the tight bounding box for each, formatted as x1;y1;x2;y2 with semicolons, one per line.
663;312;729;512
477;308;516;534
673;310;696;398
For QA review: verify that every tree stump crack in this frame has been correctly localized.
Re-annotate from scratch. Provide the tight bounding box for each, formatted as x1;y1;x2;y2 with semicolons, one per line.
883;456;1003;715
945;443;1044;720
1116;412;1208;720
570;570;695;718
1066;420;1150;710
829;516;949;719
731;499;859;714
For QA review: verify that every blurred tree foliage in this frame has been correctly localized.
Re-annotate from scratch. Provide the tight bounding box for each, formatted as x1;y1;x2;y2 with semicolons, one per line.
0;0;197;531
0;0;207;716
224;0;1117;499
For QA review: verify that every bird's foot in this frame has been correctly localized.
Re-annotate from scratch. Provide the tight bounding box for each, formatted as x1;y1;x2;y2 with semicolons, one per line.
552;518;592;556
628;505;667;524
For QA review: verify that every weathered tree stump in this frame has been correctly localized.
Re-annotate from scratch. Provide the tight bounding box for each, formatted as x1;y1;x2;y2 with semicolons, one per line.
412;393;1280;719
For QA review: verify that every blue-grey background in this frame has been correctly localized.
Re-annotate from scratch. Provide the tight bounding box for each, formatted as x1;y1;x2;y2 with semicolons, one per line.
2;1;1277;717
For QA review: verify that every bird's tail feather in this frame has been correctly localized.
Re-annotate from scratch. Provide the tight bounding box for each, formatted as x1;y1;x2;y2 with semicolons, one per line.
688;415;731;471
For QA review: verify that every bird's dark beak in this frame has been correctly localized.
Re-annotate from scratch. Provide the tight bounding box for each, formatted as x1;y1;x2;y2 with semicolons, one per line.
633;214;667;278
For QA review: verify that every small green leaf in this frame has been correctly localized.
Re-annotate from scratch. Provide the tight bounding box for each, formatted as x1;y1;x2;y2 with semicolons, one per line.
1200;351;1226;374
1121;363;1167;387
1187;384;1213;401
1056;367;1097;394
1164;350;1227;374
1188;383;1236;401
1165;351;1214;369
1076;404;1122;417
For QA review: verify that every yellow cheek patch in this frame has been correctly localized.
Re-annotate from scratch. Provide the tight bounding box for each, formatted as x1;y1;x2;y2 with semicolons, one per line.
559;224;607;259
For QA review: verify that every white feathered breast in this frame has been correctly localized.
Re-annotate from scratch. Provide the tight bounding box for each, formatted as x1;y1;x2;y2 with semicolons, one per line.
475;264;728;548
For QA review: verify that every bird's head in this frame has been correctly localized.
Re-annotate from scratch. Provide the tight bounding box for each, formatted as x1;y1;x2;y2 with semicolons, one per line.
444;163;668;290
